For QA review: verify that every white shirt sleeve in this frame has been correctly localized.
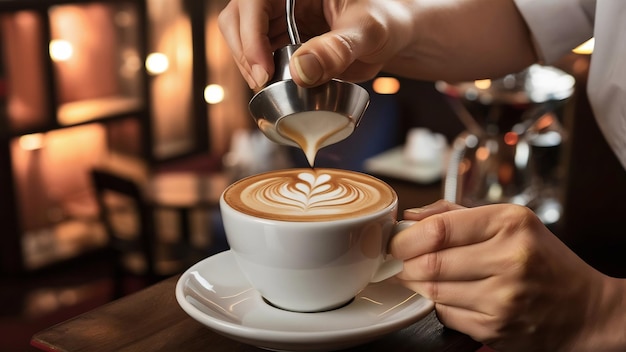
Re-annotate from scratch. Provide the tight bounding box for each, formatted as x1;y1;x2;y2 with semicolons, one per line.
513;0;596;64
587;3;626;170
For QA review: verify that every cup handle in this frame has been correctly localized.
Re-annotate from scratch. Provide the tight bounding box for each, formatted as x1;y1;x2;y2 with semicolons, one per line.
370;220;417;283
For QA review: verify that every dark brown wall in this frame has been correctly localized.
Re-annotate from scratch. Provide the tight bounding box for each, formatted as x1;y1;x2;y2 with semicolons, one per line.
559;79;626;278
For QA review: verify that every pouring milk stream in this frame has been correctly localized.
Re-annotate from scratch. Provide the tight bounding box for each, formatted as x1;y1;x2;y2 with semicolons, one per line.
277;111;356;166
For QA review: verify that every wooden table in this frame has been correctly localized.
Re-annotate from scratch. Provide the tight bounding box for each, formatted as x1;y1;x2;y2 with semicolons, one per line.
30;274;482;352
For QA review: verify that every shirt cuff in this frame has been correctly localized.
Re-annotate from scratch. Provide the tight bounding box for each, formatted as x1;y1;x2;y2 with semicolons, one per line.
513;0;595;64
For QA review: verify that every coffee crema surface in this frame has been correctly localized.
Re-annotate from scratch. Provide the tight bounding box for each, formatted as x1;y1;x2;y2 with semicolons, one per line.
223;168;396;221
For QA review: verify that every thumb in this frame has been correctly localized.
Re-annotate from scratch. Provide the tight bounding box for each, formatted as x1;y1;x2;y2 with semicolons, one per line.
289;31;368;87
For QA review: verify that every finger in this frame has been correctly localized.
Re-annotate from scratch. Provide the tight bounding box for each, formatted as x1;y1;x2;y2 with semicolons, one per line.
397;238;512;281
218;2;257;89
396;275;507;314
433;303;498;344
288;1;417;86
403;200;466;221
435;303;538;351
218;0;276;89
390;204;532;260
238;0;280;87
288;14;389;86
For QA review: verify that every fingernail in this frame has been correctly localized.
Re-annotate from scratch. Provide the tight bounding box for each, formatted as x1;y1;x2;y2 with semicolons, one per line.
405;208;425;214
293;53;323;85
251;64;269;88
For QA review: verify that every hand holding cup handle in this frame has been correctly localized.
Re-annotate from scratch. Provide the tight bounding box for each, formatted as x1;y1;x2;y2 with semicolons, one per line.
370;220;416;283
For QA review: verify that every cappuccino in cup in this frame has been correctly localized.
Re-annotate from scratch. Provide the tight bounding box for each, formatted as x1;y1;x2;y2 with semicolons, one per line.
220;168;408;313
223;167;394;222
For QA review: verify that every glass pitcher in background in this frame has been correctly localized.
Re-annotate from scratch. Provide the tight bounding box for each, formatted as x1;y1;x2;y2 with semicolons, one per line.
439;64;575;225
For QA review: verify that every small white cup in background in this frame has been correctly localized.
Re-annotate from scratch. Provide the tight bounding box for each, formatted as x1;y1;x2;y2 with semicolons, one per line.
404;127;447;166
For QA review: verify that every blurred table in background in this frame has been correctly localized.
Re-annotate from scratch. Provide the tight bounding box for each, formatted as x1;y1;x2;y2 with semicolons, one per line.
147;172;230;245
149;172;230;208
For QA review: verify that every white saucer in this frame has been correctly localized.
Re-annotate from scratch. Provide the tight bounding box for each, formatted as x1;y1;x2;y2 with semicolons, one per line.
175;250;434;351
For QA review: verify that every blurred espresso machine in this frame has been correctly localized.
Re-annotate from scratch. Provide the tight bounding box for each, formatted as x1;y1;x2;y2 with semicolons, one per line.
438;64;575;225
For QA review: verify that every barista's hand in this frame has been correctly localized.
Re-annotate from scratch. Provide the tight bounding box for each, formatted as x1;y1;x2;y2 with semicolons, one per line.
217;0;414;89
389;200;626;351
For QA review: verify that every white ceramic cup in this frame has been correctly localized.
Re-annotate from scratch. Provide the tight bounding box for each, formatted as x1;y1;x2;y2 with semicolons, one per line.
220;168;412;313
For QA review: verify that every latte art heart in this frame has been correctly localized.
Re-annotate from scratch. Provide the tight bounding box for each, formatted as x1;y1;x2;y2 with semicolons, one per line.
224;168;396;222
260;172;362;211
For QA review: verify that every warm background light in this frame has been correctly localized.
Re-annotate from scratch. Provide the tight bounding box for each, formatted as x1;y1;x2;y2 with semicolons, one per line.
372;77;400;94
204;84;224;104
536;112;556;130
120;49;142;77
145;52;169;74
476;146;490;161
49;39;73;62
572;38;594;55
474;79;491;90
503;132;518;146
19;133;45;151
